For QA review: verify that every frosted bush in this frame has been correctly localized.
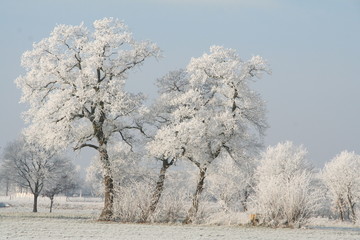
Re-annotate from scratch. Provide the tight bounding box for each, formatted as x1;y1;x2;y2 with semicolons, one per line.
253;141;321;227
321;151;360;223
113;181;152;223
206;155;256;213
149;164;195;223
151;188;190;223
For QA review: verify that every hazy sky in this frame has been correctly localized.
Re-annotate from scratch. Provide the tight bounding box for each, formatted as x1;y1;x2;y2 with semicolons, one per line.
1;0;359;168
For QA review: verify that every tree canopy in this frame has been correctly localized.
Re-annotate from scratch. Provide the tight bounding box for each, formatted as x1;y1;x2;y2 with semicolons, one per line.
16;17;160;220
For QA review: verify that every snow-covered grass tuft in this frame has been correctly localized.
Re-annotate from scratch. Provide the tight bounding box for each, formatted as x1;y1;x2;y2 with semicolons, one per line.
204;211;251;226
307;217;360;228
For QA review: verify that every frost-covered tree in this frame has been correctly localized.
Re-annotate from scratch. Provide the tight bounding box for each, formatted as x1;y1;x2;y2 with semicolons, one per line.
253;141;320;227
15;18;160;220
1;139;71;212
43;158;80;213
148;46;269;223
321;151;360;223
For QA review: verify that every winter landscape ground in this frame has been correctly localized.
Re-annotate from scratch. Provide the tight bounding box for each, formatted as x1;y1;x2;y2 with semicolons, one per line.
1;195;360;240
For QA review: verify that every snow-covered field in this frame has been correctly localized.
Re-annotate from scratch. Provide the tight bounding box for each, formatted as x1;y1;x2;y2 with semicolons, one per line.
1;195;360;240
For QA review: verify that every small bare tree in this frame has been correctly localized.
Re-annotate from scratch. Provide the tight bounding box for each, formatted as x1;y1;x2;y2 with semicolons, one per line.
1;139;71;212
43;158;80;212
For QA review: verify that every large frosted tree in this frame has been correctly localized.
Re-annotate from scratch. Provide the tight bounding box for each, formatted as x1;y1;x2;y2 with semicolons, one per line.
16;18;160;220
148;46;269;223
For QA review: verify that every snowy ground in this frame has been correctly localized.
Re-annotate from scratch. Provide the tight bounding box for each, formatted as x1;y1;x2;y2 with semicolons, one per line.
1;195;360;240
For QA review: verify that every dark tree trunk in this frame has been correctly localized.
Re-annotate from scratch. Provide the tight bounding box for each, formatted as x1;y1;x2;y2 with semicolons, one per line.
241;185;251;212
338;198;344;221
5;178;10;196
340;209;344;221
146;158;174;221
33;193;38;213
184;167;207;224
99;174;114;220
98;145;114;221
49;196;54;213
347;194;357;223
92;110;114;221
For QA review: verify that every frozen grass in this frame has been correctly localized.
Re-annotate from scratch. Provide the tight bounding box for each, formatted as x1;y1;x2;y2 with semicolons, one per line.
1;195;360;240
2;216;360;240
0;195;102;219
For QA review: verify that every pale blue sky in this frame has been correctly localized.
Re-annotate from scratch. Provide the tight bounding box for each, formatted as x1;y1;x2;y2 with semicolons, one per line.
1;0;359;168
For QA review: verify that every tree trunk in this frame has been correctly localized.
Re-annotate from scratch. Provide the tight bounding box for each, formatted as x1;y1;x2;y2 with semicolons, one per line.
241;187;250;212
184;167;207;224
49;196;54;213
33;193;38;213
98;145;114;221
339;209;344;221
347;194;357;223
99;174;114;220
5;178;10;196
337;198;344;221
146;159;173;222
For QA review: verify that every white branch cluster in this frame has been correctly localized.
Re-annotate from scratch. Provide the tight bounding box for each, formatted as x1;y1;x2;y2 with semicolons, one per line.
16;18;160;151
253;141;320;227
148;46;269;167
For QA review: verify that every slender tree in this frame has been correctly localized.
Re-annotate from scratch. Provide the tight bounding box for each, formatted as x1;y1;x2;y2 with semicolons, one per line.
16;18;160;220
145;69;188;221
42;158;79;213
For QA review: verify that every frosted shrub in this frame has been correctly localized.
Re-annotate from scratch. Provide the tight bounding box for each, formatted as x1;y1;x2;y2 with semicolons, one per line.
87;146;158;222
321;151;360;223
150;165;195;223
152;188;190;223
113;181;152;223
253;141;320;227
201;156;257;225
206;155;256;213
